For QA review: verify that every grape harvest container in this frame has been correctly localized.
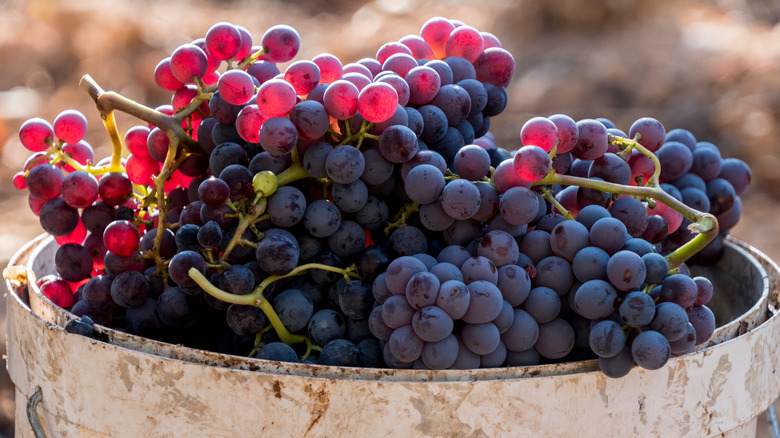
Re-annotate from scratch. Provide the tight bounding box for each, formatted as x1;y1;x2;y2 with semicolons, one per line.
4;233;779;437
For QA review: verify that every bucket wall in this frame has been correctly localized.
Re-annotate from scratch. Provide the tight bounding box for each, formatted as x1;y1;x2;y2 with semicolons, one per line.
5;236;780;437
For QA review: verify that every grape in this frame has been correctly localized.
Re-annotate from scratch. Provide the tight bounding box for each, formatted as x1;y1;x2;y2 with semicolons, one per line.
197;220;222;249
261;25;300;63
412;306;453;342
418;104;448;144
619;291;655;328
514;145;552;182
53;109;88;144
379;125;418;163
718;158;751;195
454;145;491;181
267;185;306;228
273;289;314;332
259;117;298;157
628;117;665;152
320;339;361;367
326;145;365;184
473;47;515;87
631;330;670;370
694;276;714;306
26;164;63;201
309;309;347;346
284;60;321;95
461;322;500;355
606;250;646;291
420;17;455;59
665;128;697;150
572;119;608;160
430;84;471;126
99;172;133;205
545;114;578;154
549;220;589;262
573;279;618;320
688;305;715;346
332;180;368;213
496;265;531;307
441;179;481;219
706;178;736;216
660;274;698;308
476;230;519;268
205;22;241;60
361;148;395;185
535;318;575;359
523;287;561;324
669;323;697;355
54;243;93;282
303;199;341;238
598;345;634;378
499;186;539;226
609;197;648;238
642;252;669;285
588;153;631;185
406;66;441;105
518;230;552;264
572;246;610;283
588;320;625;358
170;43;208;83
649;301;689;342
382;53;418;78
657;141;694;181
256;230;299;276
327;220;367;259
387;325;424;362
217;70;255;105
389;226;427;256
434;279;470;319
421;334;459;369
533;256;573;296
255;342;299;363
82;275;117;313
461;256;498;285
521;117;558;152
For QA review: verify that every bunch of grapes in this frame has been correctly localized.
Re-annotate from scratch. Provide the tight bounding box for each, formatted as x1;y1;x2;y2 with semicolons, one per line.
12;17;751;377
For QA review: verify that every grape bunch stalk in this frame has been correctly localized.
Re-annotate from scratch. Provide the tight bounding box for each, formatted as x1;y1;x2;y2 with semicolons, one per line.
13;17;751;376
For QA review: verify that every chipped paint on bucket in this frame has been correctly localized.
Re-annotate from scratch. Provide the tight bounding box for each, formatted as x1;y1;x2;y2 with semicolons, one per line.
5;236;780;437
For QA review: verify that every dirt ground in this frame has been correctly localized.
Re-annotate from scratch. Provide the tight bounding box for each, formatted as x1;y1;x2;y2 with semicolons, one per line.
1;0;780;436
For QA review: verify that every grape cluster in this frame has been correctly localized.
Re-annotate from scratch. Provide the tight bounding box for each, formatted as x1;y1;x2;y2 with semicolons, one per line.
13;17;750;376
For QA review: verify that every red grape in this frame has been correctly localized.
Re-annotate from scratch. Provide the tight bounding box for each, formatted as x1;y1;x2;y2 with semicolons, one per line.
445;25;484;63
261;25;300;63
521;117;559;152
19;117;54;152
170;44;209;84
358;82;398;123
53;109;88;144
205;22;242;61
323;80;359;120
103;220;141;257
284;60;321;95
256;78;296;117
218;69;255;105
312;53;342;84
420;17;455;59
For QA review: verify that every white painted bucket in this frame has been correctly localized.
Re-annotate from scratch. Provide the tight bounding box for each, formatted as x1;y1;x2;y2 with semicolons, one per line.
5;235;779;437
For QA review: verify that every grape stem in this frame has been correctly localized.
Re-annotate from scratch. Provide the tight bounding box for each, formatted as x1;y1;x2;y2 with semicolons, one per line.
541;187;574;220
218;198;268;264
384;202;420;234
609;134;661;188
79;75;200;151
534;172;718;269
188;263;359;349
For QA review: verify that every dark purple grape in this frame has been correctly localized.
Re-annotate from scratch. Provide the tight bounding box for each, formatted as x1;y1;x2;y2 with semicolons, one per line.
631;330;670;370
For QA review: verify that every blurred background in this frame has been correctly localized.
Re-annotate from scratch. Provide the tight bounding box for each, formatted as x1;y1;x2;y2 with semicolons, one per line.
1;0;779;435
